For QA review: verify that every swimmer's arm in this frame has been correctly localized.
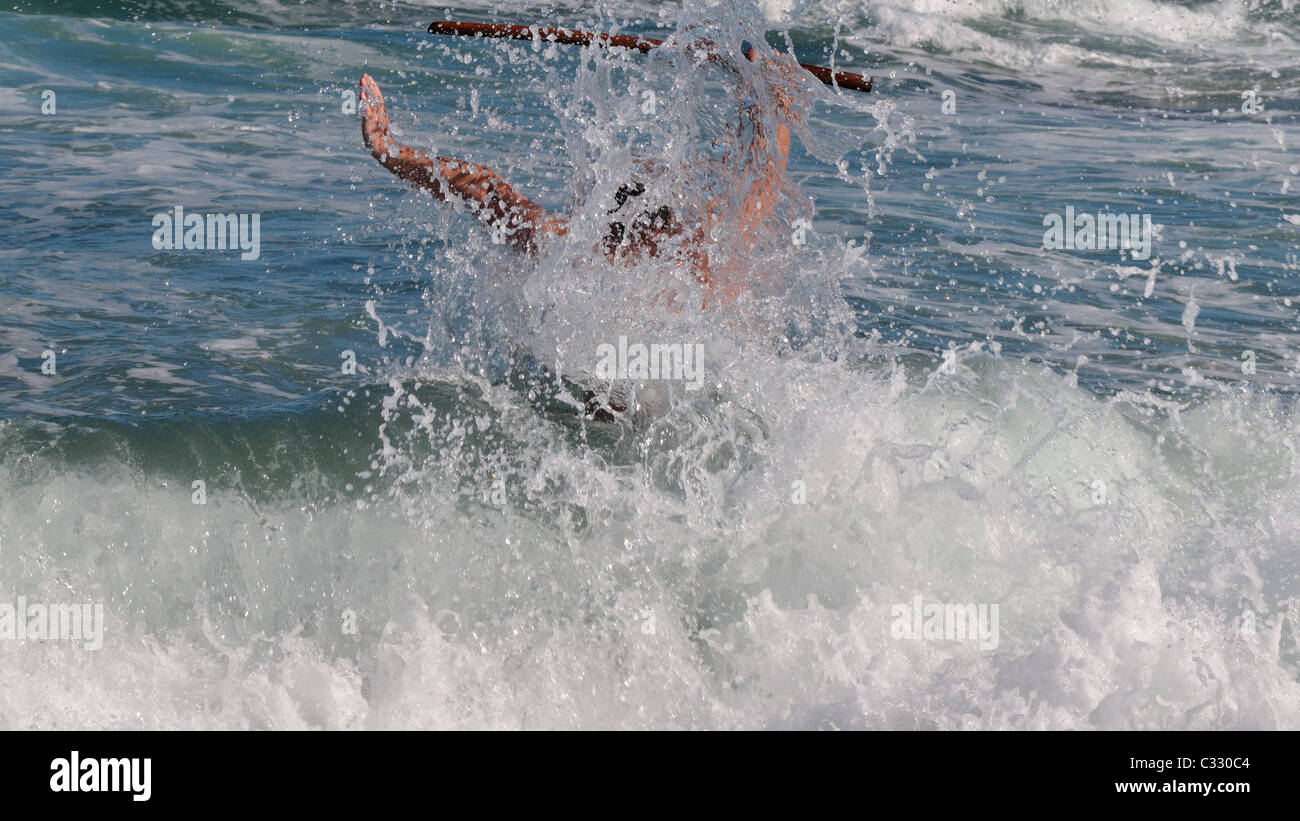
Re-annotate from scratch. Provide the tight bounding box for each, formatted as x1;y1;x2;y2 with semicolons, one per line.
360;74;567;255
736;48;794;225
742;46;794;167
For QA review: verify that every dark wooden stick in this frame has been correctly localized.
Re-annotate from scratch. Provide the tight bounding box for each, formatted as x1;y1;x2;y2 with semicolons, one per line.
427;20;873;93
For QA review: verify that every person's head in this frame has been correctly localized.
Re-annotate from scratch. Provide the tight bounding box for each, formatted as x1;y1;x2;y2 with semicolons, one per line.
602;180;679;258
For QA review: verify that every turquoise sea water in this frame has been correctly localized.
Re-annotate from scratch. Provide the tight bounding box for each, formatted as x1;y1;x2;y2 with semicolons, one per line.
1;0;1299;728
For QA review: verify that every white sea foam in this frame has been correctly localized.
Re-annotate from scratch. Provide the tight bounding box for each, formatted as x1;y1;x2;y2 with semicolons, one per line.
3;0;1298;731
2;356;1298;728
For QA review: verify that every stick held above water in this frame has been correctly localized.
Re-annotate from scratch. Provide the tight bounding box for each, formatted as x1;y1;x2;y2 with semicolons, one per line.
426;20;873;93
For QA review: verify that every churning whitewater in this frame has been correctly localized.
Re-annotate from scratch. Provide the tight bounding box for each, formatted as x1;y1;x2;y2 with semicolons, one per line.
0;0;1298;729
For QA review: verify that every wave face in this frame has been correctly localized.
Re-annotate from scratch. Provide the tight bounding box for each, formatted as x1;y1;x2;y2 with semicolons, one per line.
1;0;1298;728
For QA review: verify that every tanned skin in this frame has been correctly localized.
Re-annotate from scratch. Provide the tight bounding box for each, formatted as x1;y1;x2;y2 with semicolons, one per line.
360;74;568;256
359;48;796;309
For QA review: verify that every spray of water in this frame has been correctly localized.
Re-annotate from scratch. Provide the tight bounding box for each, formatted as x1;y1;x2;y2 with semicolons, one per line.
4;0;1299;730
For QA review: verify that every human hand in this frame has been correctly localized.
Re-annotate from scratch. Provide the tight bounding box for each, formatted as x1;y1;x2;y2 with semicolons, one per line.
743;45;798;160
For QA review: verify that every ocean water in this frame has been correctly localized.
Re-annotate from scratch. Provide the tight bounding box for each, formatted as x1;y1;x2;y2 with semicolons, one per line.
1;0;1298;729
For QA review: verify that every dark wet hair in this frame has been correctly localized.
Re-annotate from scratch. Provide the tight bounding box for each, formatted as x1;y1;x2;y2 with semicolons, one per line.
603;181;675;254
610;181;645;211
